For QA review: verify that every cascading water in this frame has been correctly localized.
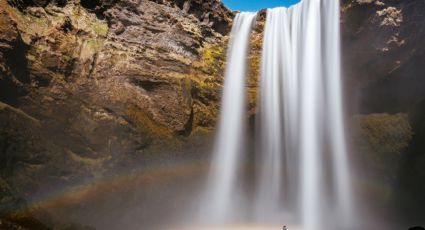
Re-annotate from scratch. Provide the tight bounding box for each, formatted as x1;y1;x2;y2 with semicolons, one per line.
255;7;291;220
199;0;355;229
200;12;257;224
322;0;354;225
256;0;354;229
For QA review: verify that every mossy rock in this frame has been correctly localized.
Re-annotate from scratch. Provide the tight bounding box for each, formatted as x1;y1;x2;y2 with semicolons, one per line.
197;42;227;76
352;113;413;190
126;106;171;139
356;113;413;155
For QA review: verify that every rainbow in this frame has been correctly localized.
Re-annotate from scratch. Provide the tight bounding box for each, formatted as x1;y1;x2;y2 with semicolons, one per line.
18;158;210;216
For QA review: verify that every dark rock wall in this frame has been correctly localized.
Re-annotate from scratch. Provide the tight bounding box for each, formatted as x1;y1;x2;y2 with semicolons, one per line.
342;0;425;113
342;0;425;223
0;0;232;226
397;100;425;222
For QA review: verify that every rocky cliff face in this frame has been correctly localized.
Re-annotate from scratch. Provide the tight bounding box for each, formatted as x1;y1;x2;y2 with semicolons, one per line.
342;0;425;222
0;0;232;226
1;0;425;228
342;0;425;113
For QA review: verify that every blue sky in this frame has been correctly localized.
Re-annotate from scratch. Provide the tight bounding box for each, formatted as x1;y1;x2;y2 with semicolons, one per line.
222;0;301;12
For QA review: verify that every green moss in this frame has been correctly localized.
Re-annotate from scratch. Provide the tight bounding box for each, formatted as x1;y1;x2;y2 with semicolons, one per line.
190;126;213;137
125;107;184;153
246;31;262;111
357;113;413;154
12;11;51;36
198;42;227;76
353;113;414;191
126;107;171;139
69;7;108;37
86;39;101;49
91;22;108;36
193;102;218;127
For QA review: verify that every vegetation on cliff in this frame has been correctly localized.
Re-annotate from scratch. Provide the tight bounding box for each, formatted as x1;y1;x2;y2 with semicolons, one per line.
0;0;233;228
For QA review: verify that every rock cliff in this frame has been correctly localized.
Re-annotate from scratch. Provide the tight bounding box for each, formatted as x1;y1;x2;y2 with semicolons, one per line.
0;0;232;227
0;0;425;228
342;0;425;113
342;0;425;222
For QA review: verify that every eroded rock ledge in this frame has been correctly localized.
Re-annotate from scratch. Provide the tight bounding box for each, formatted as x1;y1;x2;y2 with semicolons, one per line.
0;0;233;221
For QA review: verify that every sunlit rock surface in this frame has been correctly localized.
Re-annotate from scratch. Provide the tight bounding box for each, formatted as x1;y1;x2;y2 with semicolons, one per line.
0;0;232;228
0;0;231;185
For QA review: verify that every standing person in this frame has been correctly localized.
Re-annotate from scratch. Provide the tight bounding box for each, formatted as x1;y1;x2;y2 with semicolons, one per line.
282;225;288;230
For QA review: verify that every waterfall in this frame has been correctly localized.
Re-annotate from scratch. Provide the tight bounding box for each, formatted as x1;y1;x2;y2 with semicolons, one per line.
255;7;291;220
256;0;354;229
200;12;257;224
200;0;354;229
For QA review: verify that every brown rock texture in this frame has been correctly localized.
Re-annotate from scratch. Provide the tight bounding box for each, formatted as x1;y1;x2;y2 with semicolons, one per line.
342;0;425;113
351;113;412;199
0;0;233;221
342;0;425;221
